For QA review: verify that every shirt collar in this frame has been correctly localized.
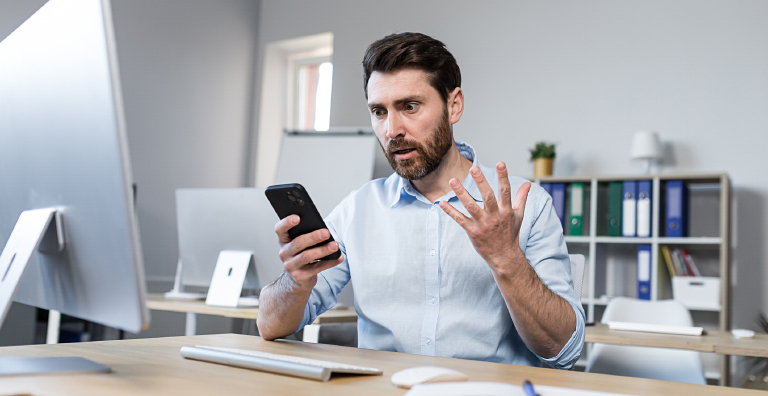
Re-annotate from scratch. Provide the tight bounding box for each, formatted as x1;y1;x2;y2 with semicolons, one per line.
390;141;483;208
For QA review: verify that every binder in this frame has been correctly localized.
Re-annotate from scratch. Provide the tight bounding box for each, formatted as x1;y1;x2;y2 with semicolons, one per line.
551;183;566;228
637;180;652;237
607;182;623;236
622;181;637;237
568;183;584;236
660;246;676;277
540;183;553;197
665;180;688;237
637;245;651;300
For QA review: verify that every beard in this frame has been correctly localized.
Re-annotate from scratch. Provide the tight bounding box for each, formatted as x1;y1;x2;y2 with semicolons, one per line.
380;109;454;181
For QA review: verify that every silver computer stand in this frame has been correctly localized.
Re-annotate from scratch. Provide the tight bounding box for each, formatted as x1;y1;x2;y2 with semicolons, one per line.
0;208;110;375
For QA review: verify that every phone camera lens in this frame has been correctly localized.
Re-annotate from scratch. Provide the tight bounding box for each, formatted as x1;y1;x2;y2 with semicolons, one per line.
287;195;296;202
297;199;304;206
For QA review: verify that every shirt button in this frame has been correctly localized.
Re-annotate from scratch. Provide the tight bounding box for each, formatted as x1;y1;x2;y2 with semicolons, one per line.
431;297;436;304
426;338;431;345
430;250;436;256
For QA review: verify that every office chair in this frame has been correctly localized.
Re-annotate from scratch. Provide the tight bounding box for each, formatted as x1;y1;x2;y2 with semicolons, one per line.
568;254;585;300
585;297;706;385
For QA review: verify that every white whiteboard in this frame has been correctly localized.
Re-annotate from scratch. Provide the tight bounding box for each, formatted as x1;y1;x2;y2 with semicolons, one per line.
273;132;379;217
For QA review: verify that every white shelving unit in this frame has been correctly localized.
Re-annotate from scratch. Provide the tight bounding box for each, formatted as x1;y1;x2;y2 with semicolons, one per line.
535;173;731;383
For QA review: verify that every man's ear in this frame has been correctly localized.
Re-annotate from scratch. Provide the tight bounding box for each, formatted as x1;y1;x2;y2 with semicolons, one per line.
448;87;464;125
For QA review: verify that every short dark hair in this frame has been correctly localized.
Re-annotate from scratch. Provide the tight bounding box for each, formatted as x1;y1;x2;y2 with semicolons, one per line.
362;32;461;103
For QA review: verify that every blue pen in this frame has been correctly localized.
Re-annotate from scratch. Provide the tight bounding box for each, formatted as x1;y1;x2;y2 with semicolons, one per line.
523;380;540;396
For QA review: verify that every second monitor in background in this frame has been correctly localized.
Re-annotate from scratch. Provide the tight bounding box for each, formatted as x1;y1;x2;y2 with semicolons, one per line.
176;188;283;296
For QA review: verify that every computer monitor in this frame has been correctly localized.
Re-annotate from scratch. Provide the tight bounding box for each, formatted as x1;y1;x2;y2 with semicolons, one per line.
0;0;149;360
176;188;283;290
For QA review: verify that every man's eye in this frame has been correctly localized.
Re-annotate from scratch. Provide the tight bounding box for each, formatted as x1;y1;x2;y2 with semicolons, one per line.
405;103;418;112
372;109;385;117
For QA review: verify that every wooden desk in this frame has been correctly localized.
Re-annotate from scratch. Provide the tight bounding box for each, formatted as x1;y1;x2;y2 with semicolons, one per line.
0;334;762;395
146;294;358;342
585;323;768;357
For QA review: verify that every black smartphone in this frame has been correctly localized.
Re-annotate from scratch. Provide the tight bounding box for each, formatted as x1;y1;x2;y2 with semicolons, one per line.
265;183;341;261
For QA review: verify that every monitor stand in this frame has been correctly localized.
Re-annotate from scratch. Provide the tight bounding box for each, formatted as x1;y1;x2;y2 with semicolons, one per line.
205;250;258;307
0;208;111;375
164;258;206;300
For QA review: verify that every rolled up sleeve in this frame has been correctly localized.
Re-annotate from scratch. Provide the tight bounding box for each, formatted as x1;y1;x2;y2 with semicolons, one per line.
519;183;586;369
293;205;352;333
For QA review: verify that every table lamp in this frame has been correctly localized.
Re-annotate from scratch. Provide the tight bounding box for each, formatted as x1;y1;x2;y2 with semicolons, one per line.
631;131;662;174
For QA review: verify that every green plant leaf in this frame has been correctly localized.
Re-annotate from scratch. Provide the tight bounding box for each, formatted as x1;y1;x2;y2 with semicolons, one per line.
529;141;556;161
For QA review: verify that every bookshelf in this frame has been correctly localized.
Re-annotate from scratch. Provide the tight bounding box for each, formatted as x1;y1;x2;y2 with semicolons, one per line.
534;173;731;384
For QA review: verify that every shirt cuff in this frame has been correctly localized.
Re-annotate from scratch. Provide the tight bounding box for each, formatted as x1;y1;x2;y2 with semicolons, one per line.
291;304;314;335
537;300;585;369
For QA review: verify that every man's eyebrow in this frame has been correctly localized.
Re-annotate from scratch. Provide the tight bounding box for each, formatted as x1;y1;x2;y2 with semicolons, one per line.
367;95;425;109
393;95;425;106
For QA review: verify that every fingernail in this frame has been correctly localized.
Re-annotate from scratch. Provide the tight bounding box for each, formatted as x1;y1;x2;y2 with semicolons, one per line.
320;229;329;238
329;242;337;250
471;168;481;176
291;216;299;224
498;162;506;171
449;178;459;187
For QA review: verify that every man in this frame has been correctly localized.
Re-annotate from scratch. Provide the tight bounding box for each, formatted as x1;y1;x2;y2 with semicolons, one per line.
257;32;585;369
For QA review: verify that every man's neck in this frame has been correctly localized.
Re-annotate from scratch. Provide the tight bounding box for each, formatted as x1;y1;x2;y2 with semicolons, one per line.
411;142;473;203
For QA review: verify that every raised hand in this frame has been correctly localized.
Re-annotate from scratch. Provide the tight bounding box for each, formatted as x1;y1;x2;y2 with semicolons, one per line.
438;162;531;274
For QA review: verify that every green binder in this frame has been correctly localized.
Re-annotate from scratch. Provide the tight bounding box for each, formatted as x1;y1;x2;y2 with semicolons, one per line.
607;182;623;236
568;183;584;236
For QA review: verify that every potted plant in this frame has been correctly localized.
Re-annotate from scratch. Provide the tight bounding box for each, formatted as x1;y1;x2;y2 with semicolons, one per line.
529;141;556;177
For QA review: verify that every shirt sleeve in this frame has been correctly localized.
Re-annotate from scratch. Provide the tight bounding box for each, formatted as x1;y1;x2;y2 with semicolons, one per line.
293;202;352;333
519;183;586;369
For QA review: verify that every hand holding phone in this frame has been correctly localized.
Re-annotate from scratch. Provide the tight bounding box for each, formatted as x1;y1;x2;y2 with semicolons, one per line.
266;184;343;287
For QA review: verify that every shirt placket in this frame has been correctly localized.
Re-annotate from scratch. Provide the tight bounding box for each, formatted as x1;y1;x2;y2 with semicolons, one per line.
420;201;441;356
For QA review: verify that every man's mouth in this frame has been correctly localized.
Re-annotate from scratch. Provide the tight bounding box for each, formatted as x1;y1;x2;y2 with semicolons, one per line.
391;147;417;160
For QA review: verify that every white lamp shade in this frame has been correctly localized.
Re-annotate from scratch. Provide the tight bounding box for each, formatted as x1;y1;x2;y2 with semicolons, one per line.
631;131;662;159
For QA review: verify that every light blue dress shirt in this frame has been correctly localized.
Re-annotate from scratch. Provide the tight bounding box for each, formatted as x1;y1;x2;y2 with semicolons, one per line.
296;141;585;369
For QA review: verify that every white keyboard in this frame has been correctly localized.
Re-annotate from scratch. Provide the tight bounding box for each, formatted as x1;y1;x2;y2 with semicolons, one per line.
180;345;382;382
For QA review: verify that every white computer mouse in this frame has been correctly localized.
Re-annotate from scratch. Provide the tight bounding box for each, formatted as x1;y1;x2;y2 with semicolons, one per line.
391;366;469;389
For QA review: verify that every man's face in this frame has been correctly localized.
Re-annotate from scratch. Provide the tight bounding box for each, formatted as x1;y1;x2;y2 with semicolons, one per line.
367;69;453;180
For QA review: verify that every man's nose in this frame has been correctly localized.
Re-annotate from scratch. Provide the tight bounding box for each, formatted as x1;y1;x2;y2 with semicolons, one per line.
386;112;404;139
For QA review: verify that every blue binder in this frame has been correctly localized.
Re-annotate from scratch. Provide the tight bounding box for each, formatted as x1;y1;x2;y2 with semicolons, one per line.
551;183;566;227
637;181;652;237
665;180;688;237
637;244;651;300
540;183;553;196
622;181;637;237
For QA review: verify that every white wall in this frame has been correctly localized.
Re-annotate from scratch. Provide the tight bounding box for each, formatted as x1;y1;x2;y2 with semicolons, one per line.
112;0;261;282
112;0;261;337
253;1;768;334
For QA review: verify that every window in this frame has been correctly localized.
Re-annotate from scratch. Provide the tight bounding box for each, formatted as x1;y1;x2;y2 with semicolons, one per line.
255;32;334;187
294;58;333;131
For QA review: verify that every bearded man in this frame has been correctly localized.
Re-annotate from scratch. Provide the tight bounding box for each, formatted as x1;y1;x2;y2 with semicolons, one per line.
257;32;585;369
